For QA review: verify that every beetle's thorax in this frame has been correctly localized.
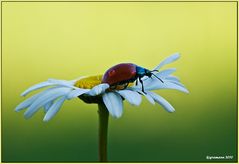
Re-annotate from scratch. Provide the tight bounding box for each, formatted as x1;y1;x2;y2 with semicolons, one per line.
136;65;151;78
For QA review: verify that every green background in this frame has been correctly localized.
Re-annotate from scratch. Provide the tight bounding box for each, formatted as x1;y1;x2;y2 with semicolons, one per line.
2;2;237;162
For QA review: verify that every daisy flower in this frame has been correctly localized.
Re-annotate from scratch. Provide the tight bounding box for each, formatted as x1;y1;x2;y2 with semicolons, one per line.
15;53;188;122
15;53;189;162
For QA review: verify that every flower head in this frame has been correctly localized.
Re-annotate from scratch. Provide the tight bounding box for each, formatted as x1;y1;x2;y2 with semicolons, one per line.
15;53;189;121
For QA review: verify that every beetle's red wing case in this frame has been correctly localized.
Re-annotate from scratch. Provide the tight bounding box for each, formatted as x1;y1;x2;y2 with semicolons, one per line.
102;63;137;85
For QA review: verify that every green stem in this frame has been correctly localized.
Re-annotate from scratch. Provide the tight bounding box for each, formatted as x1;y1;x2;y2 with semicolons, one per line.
98;103;109;162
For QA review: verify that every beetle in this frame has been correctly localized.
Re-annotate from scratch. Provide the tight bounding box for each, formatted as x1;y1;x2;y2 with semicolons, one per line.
102;63;163;93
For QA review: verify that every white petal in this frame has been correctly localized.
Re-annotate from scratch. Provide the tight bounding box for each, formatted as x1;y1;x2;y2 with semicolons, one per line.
66;88;90;99
70;76;87;83
48;78;70;84
86;84;109;96
15;93;41;112
21;78;78;97
165;75;180;82
24;87;71;119
102;92;123;118
137;90;155;105
147;91;175;112
16;87;60;112
144;80;189;93
44;101;53;113
47;78;77;89
142;68;176;86
153;53;180;70
155;68;176;78
117;90;142;106
21;81;54;96
165;80;185;88
43;96;66;122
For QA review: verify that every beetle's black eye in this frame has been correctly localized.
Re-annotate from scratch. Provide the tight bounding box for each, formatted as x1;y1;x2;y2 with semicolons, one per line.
147;72;152;77
145;70;152;77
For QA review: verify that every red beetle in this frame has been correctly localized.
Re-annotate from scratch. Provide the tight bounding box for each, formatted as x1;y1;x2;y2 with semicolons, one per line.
102;63;163;93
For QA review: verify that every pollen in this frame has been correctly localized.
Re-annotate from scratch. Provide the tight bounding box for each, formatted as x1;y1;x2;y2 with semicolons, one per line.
74;75;103;89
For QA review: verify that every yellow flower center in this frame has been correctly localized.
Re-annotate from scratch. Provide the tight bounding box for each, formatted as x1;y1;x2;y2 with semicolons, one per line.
74;75;103;89
74;74;135;89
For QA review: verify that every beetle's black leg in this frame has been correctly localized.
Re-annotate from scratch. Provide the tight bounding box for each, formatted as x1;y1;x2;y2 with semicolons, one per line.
139;78;146;94
123;82;129;89
110;85;117;89
136;79;138;86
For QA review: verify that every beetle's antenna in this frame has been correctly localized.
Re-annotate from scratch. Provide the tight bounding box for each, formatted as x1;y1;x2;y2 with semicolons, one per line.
151;70;159;72
152;73;164;83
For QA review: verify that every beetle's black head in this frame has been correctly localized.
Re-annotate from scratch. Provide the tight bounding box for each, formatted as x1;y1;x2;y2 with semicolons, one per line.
144;69;164;83
136;66;151;77
145;69;153;77
136;66;163;83
136;66;154;77
149;70;164;83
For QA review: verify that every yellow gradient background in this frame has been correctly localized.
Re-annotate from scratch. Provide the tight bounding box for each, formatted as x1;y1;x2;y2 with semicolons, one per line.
2;2;237;162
